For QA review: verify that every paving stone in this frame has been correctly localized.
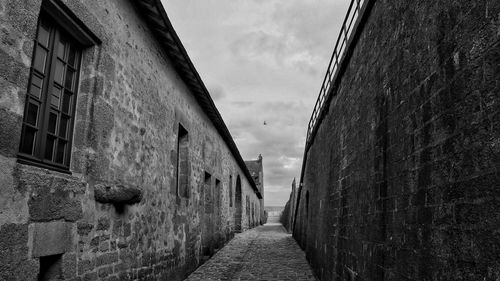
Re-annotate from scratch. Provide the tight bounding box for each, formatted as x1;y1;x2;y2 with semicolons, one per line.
185;223;317;281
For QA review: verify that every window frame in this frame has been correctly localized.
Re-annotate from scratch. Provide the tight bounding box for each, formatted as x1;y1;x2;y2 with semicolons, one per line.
17;12;83;173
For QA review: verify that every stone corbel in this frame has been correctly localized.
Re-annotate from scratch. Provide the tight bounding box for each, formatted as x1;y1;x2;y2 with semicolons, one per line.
94;182;143;204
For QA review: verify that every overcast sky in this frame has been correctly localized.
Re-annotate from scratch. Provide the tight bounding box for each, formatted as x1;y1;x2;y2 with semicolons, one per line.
161;0;349;206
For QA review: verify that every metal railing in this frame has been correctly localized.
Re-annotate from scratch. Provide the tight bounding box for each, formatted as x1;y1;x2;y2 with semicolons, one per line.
305;0;370;148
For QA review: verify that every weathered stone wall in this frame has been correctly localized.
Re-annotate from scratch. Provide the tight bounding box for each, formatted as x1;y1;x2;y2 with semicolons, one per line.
0;0;261;280
293;1;500;280
280;179;297;232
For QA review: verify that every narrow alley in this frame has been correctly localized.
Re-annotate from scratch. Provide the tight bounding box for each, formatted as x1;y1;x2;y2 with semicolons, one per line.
0;0;498;280
185;224;316;281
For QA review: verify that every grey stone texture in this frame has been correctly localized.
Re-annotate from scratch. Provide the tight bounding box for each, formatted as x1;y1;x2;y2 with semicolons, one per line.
94;183;143;204
292;0;500;281
31;221;73;257
185;224;317;281
280;178;297;232
0;0;262;280
245;155;266;225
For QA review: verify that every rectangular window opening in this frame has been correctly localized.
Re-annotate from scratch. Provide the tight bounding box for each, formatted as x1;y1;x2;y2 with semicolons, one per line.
229;175;233;207
38;254;62;281
204;171;212;214
176;124;189;198
215;178;221;217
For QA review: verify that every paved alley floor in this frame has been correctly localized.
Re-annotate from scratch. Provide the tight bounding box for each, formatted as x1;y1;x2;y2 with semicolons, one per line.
184;223;317;281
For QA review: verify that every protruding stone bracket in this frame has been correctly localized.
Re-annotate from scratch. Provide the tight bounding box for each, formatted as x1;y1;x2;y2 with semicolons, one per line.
94;183;143;205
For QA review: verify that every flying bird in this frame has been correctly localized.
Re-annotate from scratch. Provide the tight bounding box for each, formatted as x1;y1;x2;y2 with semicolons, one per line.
263;121;267;125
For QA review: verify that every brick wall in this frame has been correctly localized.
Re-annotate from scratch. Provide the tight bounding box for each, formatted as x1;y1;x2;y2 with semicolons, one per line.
0;0;261;280
293;1;500;280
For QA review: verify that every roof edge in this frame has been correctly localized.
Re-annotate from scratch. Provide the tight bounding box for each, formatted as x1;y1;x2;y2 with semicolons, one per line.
135;0;262;199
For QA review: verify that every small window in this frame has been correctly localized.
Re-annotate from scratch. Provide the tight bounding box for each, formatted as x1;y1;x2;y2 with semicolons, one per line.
204;172;212;214
229;175;233;207
38;254;62;281
215;178;221;214
18;15;82;171
204;172;211;183
177;124;189;198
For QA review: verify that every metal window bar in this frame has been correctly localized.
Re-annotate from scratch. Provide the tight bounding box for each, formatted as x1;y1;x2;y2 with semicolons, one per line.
306;0;369;147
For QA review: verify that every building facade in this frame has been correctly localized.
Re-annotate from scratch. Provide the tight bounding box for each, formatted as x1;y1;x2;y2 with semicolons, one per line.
0;0;262;280
245;154;265;225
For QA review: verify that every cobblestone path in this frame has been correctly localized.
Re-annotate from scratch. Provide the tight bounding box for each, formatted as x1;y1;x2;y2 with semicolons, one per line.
185;223;317;281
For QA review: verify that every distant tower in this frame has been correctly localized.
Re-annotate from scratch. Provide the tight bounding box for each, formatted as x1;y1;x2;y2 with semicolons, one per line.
245;155;265;224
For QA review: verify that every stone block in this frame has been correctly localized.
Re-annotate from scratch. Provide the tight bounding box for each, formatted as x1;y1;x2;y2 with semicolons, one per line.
97;217;110;231
0;223;31;277
0;217;27;242
94;183;142;204
77;259;95;276
98;265;113;278
0;47;30;89
0;107;22;157
96;252;118;267
31;221;73;257
0;257;38;281
77;222;93;236
82;272;97;281
28;187;83;222
62;253;77;279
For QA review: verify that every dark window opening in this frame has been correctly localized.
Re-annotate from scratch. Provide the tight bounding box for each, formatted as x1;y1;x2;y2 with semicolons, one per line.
215;178;221;217
177;124;189;198
204;171;212;214
202;171;213;256
204;171;211;183
38;254;62;281
229;175;233;207
234;175;242;232
18;14;82;172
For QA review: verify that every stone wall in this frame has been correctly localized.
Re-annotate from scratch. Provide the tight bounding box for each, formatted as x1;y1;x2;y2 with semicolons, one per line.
245;155;265;224
280;179;297;232
0;0;261;280
293;0;500;280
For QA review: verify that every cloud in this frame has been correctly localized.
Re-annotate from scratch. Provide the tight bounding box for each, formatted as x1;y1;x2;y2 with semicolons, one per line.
208;85;226;101
162;0;350;206
226;100;307;202
231;101;254;108
226;0;347;78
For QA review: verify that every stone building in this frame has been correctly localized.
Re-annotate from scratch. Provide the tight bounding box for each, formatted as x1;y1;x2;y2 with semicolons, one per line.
291;0;500;280
245;154;265;225
0;0;262;280
280;178;297;232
